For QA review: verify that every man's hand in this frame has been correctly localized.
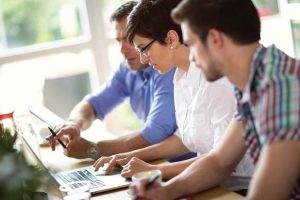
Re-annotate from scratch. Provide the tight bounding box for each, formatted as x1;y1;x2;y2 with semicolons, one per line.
93;154;131;174
121;157;156;178
63;137;91;159
46;121;81;151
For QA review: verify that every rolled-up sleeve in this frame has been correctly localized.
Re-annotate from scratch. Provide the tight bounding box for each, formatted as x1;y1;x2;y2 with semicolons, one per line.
84;64;128;120
141;69;177;144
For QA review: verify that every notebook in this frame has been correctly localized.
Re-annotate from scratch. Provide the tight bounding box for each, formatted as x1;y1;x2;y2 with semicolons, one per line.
23;105;131;194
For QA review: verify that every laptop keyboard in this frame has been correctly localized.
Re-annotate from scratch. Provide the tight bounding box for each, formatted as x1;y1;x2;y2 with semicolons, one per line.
55;169;105;189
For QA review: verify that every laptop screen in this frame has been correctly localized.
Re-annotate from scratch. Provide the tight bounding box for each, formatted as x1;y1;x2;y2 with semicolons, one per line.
18;131;59;186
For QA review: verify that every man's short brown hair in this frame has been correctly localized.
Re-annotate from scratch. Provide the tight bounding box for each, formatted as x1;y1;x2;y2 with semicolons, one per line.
172;0;261;45
110;1;137;22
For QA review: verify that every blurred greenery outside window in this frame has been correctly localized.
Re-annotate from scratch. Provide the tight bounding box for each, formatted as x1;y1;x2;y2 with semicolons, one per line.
252;0;300;59
291;20;300;58
0;0;85;50
252;0;279;16
288;0;300;3
0;0;142;134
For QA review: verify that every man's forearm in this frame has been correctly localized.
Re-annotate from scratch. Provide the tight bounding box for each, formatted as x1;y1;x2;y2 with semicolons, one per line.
164;153;233;199
69;101;96;131
97;133;150;156
247;141;300;200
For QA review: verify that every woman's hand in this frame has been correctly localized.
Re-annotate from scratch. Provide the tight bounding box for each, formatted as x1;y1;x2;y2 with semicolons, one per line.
121;157;156;178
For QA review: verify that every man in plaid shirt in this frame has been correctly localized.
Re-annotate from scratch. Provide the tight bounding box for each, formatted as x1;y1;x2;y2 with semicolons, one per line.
130;0;300;199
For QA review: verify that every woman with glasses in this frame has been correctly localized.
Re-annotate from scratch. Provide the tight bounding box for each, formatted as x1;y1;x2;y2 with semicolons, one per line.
93;0;253;194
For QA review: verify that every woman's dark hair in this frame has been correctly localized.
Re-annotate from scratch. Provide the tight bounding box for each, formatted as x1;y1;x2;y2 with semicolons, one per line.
127;0;183;45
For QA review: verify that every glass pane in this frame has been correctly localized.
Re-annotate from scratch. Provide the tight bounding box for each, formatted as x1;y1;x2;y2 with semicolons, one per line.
252;0;279;16
101;0;130;38
0;0;86;50
288;0;300;3
101;0;135;68
291;20;300;58
0;50;95;112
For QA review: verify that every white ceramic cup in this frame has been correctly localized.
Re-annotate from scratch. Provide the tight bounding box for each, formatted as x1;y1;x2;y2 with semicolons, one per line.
59;181;91;200
132;169;162;185
63;192;91;200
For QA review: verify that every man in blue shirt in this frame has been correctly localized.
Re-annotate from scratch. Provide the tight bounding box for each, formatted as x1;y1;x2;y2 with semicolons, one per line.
47;1;192;161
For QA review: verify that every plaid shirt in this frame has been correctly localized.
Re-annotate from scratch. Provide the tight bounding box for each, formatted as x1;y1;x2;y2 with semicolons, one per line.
235;44;300;199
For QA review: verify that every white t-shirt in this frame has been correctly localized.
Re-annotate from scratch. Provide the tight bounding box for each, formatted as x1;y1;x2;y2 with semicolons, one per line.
174;63;254;191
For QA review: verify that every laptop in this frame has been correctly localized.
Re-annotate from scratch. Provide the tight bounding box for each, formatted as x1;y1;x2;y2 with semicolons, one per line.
22;105;131;194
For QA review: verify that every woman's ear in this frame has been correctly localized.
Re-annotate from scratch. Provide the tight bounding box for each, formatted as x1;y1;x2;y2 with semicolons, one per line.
166;30;180;49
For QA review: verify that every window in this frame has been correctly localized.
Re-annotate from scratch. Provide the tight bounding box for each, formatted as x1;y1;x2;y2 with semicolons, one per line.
288;0;300;3
291;20;300;58
0;0;87;50
257;0;300;58
0;0;142;135
0;0;95;114
252;0;279;16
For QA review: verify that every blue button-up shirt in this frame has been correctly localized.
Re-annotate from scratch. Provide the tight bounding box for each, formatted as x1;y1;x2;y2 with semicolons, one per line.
85;62;177;144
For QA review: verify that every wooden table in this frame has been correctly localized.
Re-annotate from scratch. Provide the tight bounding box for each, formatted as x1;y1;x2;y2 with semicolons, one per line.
38;121;244;200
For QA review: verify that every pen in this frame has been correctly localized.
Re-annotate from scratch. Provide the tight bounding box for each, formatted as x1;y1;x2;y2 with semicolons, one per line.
133;175;160;200
47;126;67;149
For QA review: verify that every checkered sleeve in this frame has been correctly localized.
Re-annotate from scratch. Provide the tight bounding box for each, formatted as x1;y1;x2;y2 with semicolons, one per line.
257;62;300;145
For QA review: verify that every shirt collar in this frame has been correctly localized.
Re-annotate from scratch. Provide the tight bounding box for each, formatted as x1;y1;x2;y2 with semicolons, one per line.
137;64;154;81
174;62;201;88
240;45;267;103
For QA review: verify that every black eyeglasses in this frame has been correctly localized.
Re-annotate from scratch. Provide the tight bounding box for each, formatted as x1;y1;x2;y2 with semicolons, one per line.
137;39;156;57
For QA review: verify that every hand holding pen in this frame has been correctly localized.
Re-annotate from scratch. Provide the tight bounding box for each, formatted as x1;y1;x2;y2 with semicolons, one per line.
133;175;160;200
47;126;67;149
